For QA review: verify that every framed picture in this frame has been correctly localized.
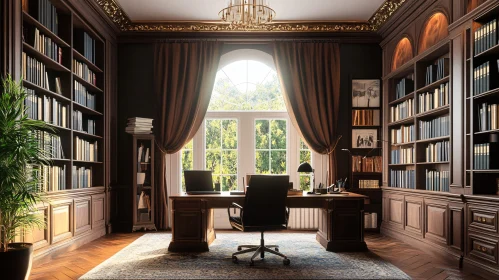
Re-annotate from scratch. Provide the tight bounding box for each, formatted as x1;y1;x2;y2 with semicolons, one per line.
352;79;381;108
352;129;378;148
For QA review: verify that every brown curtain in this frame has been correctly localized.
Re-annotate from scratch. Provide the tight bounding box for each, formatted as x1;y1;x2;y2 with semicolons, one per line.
273;42;341;185
154;41;222;229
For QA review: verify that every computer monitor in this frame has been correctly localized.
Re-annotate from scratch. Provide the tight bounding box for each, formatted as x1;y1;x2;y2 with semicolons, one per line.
184;170;214;192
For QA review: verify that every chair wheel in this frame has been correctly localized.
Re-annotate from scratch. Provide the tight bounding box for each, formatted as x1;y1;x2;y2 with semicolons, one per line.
232;256;238;264
249;260;255;266
237;246;242;251
274;248;279;252
283;258;290;265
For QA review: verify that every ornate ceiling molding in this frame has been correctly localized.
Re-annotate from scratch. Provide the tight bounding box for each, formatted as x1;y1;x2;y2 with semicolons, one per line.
94;0;407;32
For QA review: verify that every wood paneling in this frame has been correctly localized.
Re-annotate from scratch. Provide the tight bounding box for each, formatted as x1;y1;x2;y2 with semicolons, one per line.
425;201;448;245
468;233;498;266
74;197;91;236
51;200;73;244
468;205;498;234
24;204;50;250
449;203;464;251
405;197;423;235
389;195;404;227
92;194;105;229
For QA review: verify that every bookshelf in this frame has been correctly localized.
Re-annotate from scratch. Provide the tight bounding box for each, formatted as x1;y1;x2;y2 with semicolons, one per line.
385;41;451;193
21;0;106;192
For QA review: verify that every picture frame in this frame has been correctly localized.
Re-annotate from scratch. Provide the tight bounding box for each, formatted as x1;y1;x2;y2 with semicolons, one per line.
352;79;381;108
352;129;378;149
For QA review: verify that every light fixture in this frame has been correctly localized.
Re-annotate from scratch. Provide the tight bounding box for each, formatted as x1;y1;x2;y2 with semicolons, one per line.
219;0;275;27
297;162;314;190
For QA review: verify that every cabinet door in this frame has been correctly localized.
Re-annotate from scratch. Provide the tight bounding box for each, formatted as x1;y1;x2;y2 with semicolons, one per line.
74;196;92;236
51;199;73;244
24;204;50;250
92;193;105;229
405;196;423;237
425;198;448;246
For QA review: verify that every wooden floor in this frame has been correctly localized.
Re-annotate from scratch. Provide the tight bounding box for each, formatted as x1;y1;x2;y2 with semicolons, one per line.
30;232;483;280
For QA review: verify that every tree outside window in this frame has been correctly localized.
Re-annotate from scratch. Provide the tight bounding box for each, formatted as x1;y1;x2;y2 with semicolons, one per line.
299;139;313;191
181;140;193;191
255;119;287;174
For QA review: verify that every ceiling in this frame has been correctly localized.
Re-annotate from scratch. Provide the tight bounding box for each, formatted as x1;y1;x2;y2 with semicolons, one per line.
115;0;386;22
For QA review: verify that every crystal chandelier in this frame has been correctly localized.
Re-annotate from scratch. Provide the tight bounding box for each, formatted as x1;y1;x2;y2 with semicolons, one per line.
219;0;276;26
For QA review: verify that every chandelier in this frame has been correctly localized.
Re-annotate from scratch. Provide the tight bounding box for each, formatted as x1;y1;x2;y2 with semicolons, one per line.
219;0;276;26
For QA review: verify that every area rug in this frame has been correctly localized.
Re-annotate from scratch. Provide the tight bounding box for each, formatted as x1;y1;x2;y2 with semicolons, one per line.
79;232;410;280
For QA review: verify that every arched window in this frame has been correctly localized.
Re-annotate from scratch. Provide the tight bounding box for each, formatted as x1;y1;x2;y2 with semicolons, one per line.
179;49;317;192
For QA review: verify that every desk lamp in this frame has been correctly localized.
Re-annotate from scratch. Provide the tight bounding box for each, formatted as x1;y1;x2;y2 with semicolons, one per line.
297;162;315;191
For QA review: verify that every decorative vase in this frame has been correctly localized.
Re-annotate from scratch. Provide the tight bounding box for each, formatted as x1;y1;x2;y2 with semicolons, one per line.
0;243;34;280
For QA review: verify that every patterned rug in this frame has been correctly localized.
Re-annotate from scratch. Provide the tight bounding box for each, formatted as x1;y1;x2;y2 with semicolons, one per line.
79;232;410;280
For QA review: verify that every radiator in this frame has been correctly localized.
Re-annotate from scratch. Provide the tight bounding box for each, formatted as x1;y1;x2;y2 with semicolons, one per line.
287;208;319;230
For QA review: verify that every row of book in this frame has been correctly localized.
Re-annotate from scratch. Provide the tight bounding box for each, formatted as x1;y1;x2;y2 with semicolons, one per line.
74;136;98;162
473;61;498;96
74;110;96;135
418;82;449;113
24;88;68;128
72;166;92;189
477;102;499;132
391;125;415;144
474;143;499;170
425;140;450;162
390;99;413;122
74;81;96;110
474;19;497;55
390;169;415;189
39;165;66;192
29;0;59;35
358;180;380;189
73;59;97;86
36;131;64;159
24;27;62;63
425;169;450;192
418;115;450;140
75;31;96;65
395;78;414;100
351;156;382;173
364;212;378;229
424;58;449;86
390;147;414;164
22;52;49;90
352;109;380;126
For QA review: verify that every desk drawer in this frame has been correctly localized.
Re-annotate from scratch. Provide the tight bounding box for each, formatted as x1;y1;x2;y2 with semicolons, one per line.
468;232;498;266
468;205;498;234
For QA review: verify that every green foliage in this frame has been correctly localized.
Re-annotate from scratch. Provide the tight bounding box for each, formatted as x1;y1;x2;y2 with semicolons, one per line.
255;120;287;174
0;75;50;252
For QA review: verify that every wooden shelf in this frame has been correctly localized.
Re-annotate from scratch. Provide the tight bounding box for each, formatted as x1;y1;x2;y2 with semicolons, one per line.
416;105;450;119
416;161;450;165
49;158;71;162
22;11;70;48
73;130;103;139
352;172;382;176
475;129;499;135
473;88;499;100
473;169;499;173
44;122;71;132
22;79;71;102
23;42;71;73
73;74;103;93
389;163;415;166
474;44;499;60
73;160;103;164
388;117;414;127
73;49;103;73
73;102;103;116
416;136;450;143
389;92;414;106
416;76;450;93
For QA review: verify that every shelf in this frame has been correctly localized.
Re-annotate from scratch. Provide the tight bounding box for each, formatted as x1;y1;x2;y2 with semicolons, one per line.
73;160;103;164
73;130;103;139
22;79;71;102
23;42;71;73
352;172;382;176
416;105;450;119
475;129;499;135
474;44;499;60
73;50;103;73
72;102;103;116
473;169;499;173
73;74;103;93
49;158;71;162
391;141;415;147
389;92;414;106
388;117;414;127
44;122;71;132
416;161;450;165
416;136;450;143
389;163;415;166
139;162;151;165
352;125;381;128
473;88;499;100
416;76;450;93
22;11;70;48
350;188;381;191
382;186;455;196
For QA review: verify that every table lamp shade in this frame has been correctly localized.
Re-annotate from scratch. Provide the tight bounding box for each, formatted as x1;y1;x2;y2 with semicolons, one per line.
297;162;313;173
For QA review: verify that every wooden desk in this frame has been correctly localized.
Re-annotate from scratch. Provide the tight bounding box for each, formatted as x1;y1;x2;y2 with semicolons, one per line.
168;192;368;253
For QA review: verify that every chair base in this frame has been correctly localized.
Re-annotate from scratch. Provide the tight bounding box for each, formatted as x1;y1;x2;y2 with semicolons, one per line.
232;232;290;266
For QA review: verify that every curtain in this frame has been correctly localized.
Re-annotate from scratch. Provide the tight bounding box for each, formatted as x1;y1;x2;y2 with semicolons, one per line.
273;42;341;185
154;41;222;229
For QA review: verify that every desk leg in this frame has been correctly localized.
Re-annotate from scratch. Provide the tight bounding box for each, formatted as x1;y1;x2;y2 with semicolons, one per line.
168;199;215;252
316;199;368;252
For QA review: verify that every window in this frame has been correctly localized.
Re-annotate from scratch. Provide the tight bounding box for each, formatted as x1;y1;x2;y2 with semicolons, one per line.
299;139;313;191
181;140;193;191
255;119;287;174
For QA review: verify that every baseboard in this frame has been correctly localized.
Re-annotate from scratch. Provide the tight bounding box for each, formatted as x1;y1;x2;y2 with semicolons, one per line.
33;226;106;265
463;256;499;280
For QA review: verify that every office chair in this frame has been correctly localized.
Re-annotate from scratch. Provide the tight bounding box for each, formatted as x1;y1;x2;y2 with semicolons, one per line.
228;175;290;266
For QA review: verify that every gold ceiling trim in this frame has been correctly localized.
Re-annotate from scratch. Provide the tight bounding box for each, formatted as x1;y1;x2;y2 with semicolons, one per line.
94;0;407;32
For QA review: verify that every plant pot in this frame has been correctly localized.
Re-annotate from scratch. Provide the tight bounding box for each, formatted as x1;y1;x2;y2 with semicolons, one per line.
0;243;34;280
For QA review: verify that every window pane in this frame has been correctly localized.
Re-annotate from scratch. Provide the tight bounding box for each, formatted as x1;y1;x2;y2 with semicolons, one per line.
299;138;312;191
206;150;221;174
222;120;237;149
300;175;312;191
270;120;286;149
300;150;311;164
222;175;237;191
181;140;194;192
271;151;286;174
255;120;269;149
222;150;237;174
255;151;270;174
205;120;221;149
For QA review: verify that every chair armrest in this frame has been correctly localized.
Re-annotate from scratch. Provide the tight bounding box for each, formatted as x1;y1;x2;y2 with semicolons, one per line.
230;202;243;209
228;202;244;220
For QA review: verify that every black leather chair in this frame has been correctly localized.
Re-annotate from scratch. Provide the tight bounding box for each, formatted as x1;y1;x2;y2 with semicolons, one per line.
228;175;290;266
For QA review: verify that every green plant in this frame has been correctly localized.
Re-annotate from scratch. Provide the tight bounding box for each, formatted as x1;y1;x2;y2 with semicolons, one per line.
0;75;51;252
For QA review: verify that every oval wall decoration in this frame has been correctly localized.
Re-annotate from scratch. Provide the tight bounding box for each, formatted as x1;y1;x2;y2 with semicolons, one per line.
392;37;413;71
418;12;449;54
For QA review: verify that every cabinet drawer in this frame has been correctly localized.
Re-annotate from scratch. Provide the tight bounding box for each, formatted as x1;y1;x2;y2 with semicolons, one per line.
468;206;498;234
468;233;498;266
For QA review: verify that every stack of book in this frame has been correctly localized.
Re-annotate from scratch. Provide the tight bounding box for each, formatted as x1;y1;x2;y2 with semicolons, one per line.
40;165;66;192
75;30;96;64
352;156;382;172
473;61;499;95
419;115;450;140
73;60;97;86
28;0;59;35
359;180;379;189
390;99;413;122
395;78;414;99
474;19;497;55
391;124;415;144
364;212;378;229
425;140;450;162
72;166;91;189
477;102;499;131
352;109;380;126
126;117;153;134
22;52;49;89
74;136;98;162
24;27;62;63
425;169;450;192
390;169;415;189
391;147;414;164
474;143;499;169
418;82;449;113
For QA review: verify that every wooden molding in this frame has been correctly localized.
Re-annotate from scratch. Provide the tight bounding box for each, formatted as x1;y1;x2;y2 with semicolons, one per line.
93;0;407;33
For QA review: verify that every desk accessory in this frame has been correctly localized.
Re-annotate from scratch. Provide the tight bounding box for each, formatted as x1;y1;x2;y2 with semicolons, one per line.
297;162;314;191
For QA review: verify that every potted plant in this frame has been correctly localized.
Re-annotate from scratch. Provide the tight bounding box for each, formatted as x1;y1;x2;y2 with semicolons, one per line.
0;75;50;280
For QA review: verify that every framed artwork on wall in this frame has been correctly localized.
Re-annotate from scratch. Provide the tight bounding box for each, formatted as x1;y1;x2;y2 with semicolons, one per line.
352;79;381;108
352;129;378;149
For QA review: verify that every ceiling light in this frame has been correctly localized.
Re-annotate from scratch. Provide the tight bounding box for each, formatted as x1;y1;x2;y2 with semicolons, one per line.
219;0;275;26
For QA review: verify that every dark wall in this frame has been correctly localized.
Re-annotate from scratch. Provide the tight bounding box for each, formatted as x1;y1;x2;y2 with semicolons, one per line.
337;44;383;185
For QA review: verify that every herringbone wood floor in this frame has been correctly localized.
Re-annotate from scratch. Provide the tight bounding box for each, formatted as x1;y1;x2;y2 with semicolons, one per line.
30;232;483;280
